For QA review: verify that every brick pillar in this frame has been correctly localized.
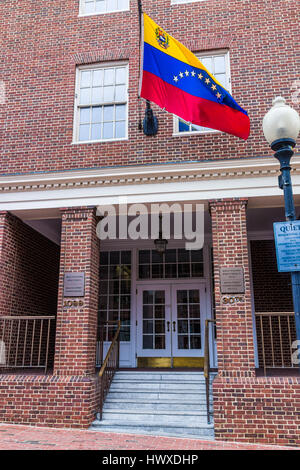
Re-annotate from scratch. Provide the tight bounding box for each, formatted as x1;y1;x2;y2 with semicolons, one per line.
54;207;100;376
209;199;255;377
0;212;15;316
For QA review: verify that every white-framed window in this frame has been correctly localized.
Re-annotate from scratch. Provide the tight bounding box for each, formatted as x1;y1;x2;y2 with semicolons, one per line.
174;50;231;135
79;0;129;16
73;62;128;143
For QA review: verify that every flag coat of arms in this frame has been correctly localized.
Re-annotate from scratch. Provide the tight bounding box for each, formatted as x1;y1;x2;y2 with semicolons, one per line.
139;13;250;140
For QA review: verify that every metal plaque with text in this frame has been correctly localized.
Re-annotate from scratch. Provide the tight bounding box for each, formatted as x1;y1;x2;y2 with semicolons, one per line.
63;272;85;297
220;267;245;294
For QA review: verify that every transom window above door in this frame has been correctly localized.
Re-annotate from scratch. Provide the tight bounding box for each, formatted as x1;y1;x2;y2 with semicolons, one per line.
74;63;128;143
80;0;129;15
138;249;204;279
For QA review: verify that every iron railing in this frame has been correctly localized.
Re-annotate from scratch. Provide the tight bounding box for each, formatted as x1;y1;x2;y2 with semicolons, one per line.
204;319;216;424
255;312;297;375
97;321;121;420
0;316;56;374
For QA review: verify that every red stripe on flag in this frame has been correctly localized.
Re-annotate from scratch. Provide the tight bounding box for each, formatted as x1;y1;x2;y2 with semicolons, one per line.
141;70;250;140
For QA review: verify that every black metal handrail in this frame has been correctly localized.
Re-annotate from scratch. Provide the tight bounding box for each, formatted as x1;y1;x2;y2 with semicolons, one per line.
98;321;121;420
204;319;216;424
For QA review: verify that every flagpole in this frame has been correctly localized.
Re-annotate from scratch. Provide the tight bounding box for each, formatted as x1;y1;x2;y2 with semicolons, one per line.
137;0;143;129
137;0;143;38
137;2;158;135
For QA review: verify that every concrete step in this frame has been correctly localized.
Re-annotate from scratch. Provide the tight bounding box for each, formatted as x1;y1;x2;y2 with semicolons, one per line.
114;372;212;381
107;390;210;400
90;370;215;439
110;382;210;391
104;400;212;412
91;421;215;440
100;409;209;426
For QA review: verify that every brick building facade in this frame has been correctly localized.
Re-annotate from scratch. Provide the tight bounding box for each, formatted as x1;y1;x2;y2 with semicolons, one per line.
0;0;299;446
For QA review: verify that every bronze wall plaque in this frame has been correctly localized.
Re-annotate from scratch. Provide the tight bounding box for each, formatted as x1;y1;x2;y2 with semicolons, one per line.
63;272;85;297
220;267;245;294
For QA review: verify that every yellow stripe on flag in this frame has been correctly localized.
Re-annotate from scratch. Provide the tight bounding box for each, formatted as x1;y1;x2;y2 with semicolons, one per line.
143;13;223;88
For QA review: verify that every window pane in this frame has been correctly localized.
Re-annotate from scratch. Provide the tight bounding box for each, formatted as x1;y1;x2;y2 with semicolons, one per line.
116;104;126;120
84;1;94;13
103;86;114;102
214;56;225;73
143;335;153;349
103;105;114;122
80;88;91;105
81;70;91;87
103;122;113;139
92;106;102;123
117;0;127;9
98;250;131;342
143;320;153;334
115;121;125;138
95;0;106;12
215;73;227;89
190;336;201;349
179;120;190;132
104;68;115;85
80;108;90;123
201;57;213;72
79;124;90;141
116;67;126;84
91;124;101;140
91;87;102;104
110;0;118;11
93;69;104;86
115;85;126;101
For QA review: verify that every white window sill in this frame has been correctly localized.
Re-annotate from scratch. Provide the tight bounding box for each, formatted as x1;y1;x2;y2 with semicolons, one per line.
72;137;128;145
173;130;221;137
78;9;129;18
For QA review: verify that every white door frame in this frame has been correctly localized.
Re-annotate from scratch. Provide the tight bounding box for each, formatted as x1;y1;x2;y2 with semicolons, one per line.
135;279;208;362
171;283;206;358
136;284;172;358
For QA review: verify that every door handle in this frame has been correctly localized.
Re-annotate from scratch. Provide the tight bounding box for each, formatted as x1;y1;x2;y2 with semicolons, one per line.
167;321;170;332
173;321;176;332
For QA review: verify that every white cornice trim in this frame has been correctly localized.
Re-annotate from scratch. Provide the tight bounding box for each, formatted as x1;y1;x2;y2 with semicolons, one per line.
0;157;300;213
1;156;299;193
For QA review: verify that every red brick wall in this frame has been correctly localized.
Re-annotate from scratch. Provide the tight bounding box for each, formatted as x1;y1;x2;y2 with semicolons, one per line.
251;240;293;313
0;0;298;175
209;198;255;376
0;374;101;428
0;211;60;369
251;240;296;368
0;212;60;318
213;376;300;446
54;207;100;376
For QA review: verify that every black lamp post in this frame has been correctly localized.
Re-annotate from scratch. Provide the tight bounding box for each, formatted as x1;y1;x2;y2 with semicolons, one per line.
263;97;300;353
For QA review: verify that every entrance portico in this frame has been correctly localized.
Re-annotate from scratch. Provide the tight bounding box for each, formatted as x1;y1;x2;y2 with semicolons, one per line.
0;157;300;444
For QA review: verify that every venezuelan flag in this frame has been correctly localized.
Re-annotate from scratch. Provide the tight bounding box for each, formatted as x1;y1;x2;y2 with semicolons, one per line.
140;13;250;140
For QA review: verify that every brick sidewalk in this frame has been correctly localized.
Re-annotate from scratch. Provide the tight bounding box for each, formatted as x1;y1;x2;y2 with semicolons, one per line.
0;424;298;450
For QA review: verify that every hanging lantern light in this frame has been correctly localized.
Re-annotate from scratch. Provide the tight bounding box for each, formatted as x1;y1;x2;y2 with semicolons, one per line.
154;214;168;255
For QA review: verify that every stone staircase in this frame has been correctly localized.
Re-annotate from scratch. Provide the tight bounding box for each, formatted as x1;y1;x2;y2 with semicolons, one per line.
91;370;215;439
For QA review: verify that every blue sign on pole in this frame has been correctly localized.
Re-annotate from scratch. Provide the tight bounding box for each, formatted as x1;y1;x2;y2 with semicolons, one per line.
273;221;300;272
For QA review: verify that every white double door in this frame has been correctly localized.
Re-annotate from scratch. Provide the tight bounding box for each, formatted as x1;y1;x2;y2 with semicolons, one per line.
137;282;206;358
